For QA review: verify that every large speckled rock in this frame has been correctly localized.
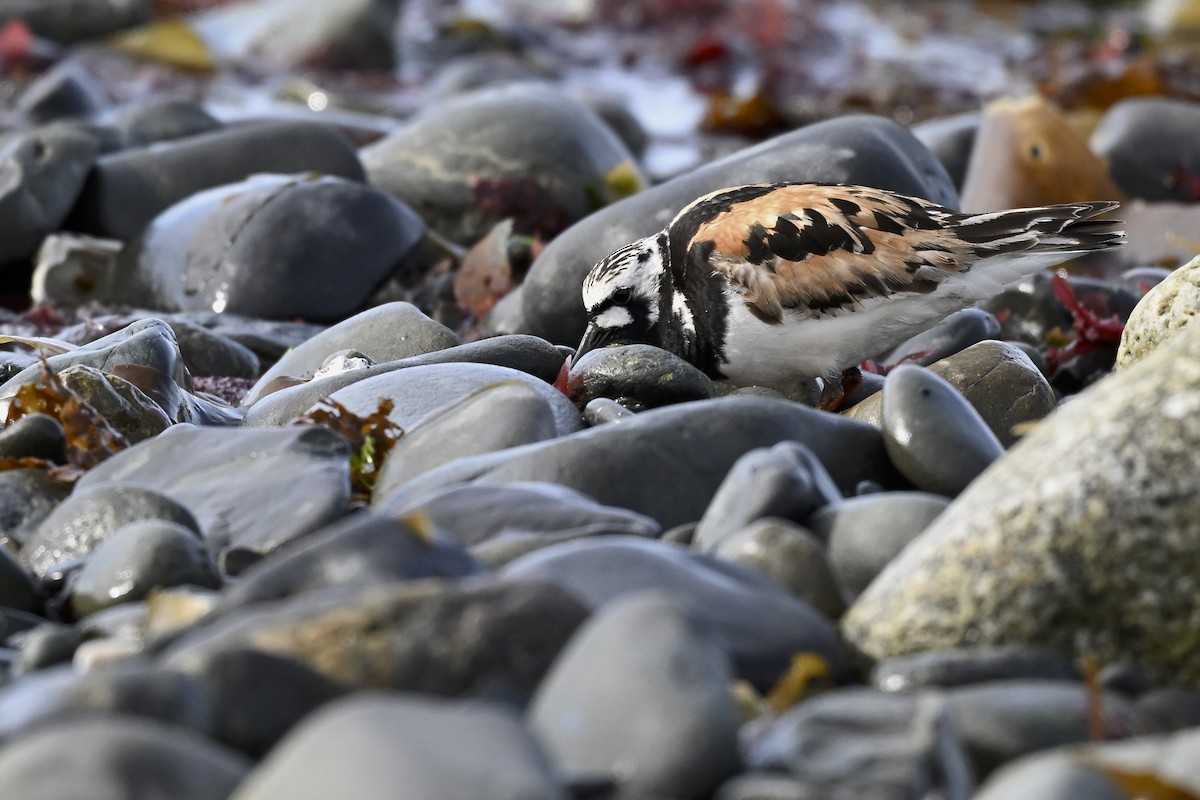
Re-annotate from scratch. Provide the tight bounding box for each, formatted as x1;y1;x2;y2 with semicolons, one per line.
1116;254;1200;369
842;318;1200;687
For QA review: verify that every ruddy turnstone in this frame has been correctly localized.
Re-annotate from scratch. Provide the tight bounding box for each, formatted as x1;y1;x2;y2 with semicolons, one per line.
576;182;1123;408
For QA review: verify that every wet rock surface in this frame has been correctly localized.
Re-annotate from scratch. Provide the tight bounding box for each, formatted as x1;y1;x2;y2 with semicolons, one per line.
0;3;1193;797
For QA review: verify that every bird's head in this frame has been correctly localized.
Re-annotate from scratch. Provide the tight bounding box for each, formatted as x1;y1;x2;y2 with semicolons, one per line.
576;234;668;359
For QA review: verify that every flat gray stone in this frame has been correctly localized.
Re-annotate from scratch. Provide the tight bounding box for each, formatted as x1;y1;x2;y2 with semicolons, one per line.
76;424;351;564
383;396;902;531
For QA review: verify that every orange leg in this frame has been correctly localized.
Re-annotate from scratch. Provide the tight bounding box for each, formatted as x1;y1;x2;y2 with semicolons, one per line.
816;367;863;412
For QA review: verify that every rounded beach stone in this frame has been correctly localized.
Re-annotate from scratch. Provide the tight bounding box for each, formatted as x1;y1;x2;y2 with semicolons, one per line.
69;520;220;617
529;592;739;799
972;753;1125;800
881;364;1004;495
711;518;846;619
1117;253;1200;369
0;413;67;463
810;491;949;600
241;302;458;408
565;344;716;410
122;173;428;320
361;82;644;243
0;123;99;263
0;716;250;800
229;693;566;800
693;441;842;551
67;120;365;240
21;485;200;579
1091;97;1200;202
842;319;1200;686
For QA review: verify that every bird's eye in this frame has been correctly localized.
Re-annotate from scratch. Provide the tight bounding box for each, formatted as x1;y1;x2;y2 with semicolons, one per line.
613;287;633;306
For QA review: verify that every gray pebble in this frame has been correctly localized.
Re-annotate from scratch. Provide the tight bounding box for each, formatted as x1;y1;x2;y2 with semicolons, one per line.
529;592;739;799
69;520;220;617
881;364;1003;495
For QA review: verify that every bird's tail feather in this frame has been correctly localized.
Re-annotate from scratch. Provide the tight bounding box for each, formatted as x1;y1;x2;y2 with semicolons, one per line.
954;200;1124;256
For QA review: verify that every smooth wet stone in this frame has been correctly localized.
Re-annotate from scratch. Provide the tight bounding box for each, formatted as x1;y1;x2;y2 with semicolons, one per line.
1091;97;1200;202
76;424;351;566
119;173;429;320
0;715;249;800
69;520;220;617
379;482;659;565
362;82;644;243
67;120;365;240
22;485;200;579
12;621;80;673
0;469;72;548
744;688;973;800
371;381;566;495
1117;253;1200;369
871;646;1080;693
944;680;1150;778
105;99;222;147
309;364;581;440
211;512;482;615
241;302;458;408
16;61;107;122
0;350;38;382
0;661;214;742
881;365;1004;496
163;577;588;702
565;344;716;410
521;114;958;345
0;0;151;43
0;413;67;463
809;491;949;600
0;318;188;411
383;397;901;531
911;111;979;191
0;545;37;612
582;396;635;425
244;334;565;426
845;340;1056;448
711;518;846;619
168;319;260;379
693;442;842;552
0;123;99;263
529;592;739;799
503;537;844;689
174;647;349;756
57;364;173;443
230;693;566;800
842;320;1200;686
971;753;1126;800
877;308;1001;370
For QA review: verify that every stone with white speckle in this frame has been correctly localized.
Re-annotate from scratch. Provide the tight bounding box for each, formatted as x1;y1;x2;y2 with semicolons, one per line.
843;316;1200;687
1116;254;1200;369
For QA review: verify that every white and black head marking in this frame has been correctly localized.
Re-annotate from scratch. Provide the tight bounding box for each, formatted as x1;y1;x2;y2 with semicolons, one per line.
578;234;669;356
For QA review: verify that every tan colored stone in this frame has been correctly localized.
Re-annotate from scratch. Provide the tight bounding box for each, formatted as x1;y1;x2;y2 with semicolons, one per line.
1117;253;1200;368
